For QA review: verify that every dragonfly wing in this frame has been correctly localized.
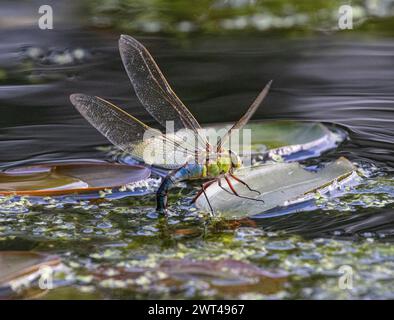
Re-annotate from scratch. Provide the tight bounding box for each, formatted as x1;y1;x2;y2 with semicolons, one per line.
70;94;195;169
119;35;209;148
217;80;272;151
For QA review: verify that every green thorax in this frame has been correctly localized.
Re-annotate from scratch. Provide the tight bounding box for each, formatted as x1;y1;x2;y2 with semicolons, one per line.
203;156;232;178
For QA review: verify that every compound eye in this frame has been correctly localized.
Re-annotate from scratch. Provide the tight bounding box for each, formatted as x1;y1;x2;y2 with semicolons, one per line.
229;150;240;167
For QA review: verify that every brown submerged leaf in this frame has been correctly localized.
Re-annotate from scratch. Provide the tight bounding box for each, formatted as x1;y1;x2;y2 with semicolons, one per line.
91;258;287;296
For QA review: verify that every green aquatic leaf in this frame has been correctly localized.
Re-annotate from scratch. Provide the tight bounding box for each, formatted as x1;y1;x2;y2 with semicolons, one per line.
206;121;344;160
246;121;338;150
195;157;357;218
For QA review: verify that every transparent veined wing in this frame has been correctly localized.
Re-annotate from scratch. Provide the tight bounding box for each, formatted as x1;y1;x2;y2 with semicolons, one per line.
118;35;209;149
70;94;199;169
216;81;272;152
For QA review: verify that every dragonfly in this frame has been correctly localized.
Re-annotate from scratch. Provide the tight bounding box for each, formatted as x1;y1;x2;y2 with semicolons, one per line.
70;35;271;214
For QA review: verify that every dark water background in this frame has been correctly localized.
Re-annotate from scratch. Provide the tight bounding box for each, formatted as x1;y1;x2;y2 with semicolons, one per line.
1;30;393;166
0;0;393;299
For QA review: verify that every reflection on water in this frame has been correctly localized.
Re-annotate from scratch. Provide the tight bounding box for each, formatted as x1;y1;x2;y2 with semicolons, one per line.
0;1;393;300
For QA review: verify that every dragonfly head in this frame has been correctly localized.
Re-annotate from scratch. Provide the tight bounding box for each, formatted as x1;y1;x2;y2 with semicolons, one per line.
229;150;242;169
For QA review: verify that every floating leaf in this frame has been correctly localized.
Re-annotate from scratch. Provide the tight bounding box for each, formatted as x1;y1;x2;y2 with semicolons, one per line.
196;157;357;218
0;251;60;287
208;121;345;161
0;161;151;196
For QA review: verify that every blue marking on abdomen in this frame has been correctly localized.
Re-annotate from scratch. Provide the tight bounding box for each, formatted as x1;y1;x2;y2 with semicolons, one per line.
172;163;204;181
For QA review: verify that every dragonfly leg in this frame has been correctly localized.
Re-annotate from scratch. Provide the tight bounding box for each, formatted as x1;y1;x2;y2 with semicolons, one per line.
190;179;216;204
229;173;261;195
224;174;265;203
218;176;243;197
202;185;214;216
224;175;239;196
190;180;216;215
217;177;233;194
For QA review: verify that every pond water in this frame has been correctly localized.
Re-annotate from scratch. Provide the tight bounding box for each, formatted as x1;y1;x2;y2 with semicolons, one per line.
0;1;393;299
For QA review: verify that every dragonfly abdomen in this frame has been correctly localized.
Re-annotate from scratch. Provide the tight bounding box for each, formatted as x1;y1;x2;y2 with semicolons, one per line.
156;163;204;211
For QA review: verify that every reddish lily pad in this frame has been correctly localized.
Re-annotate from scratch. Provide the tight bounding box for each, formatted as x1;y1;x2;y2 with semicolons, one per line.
0;161;151;196
0;251;60;286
